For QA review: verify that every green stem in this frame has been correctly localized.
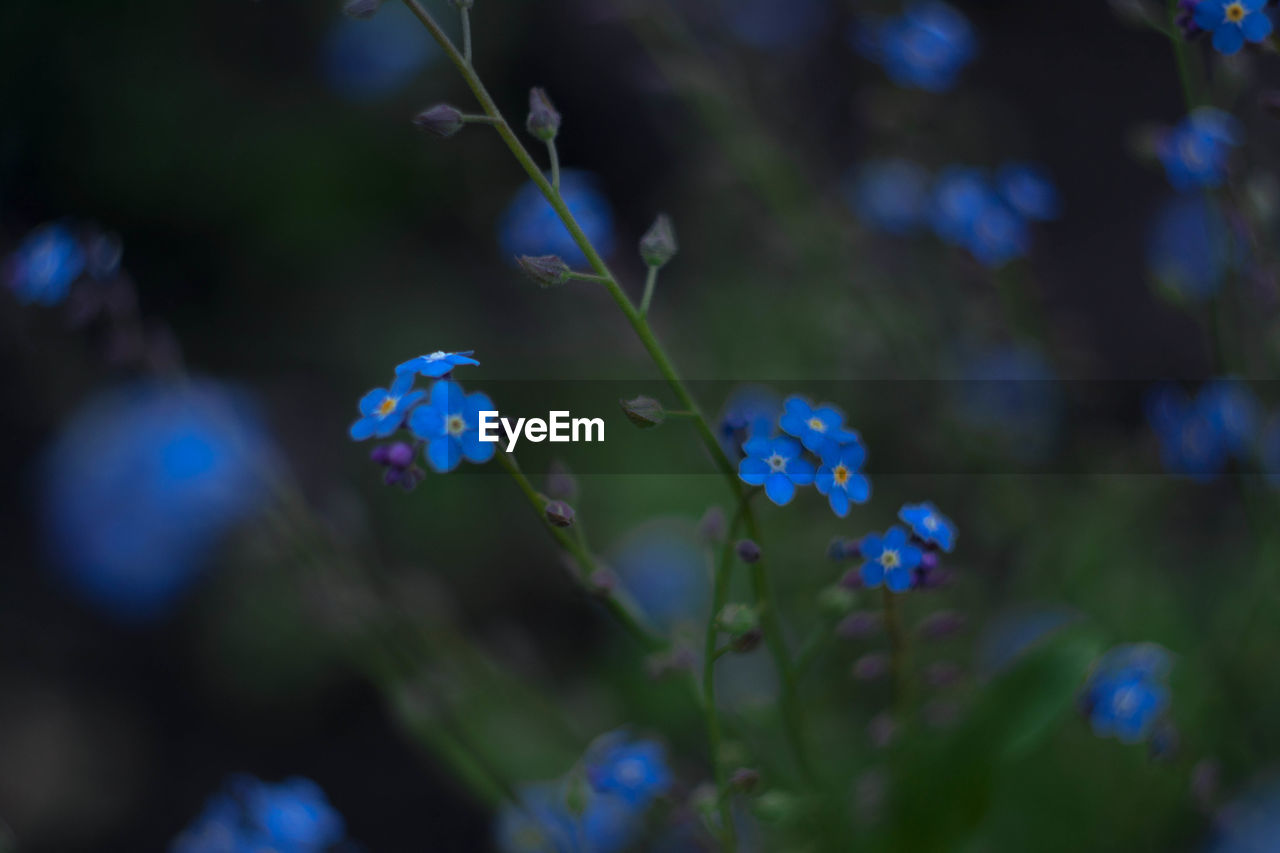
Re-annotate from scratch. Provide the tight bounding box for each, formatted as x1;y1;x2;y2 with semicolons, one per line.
640;265;659;316
1166;0;1201;109
460;6;472;65
881;587;910;715
547;139;561;192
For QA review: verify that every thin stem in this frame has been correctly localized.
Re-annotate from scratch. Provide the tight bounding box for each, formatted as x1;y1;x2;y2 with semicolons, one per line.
881;587;910;715
566;270;612;284
1166;0;1200;109
460;6;472;65
547;139;561;192
640;265;659;316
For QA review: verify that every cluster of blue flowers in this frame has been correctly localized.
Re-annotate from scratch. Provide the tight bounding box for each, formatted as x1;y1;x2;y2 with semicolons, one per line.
853;1;976;92
848;159;1059;267
1146;379;1259;482
727;394;870;516
499;170;615;267
1157;108;1240;191
1181;0;1274;54
4;221;122;306
349;350;493;483
1079;644;1173;744
41;380;274;622
172;774;348;852
835;502;956;594
495;731;671;853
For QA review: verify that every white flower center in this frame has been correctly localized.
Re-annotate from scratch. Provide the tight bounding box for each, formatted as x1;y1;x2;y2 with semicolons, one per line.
447;415;466;435
880;549;900;569
807;417;826;432
923;515;939;531
426;350;447;361
767;454;787;472
615;758;646;787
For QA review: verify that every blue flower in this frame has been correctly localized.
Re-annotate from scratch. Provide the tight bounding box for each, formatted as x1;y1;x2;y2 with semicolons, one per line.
584;732;671;808
898;502;956;551
173;774;347;853
1080;644;1172;744
725;0;828;50
858;2;976;92
499;170;615;267
349;373;425;441
1199;378;1258;455
1206;776;1280;853
395;349;480;378
739;435;816;506
717;384;781;457
815;441;870;518
495;781;638;853
1147;383;1229;481
41;381;273;623
610;519;708;632
324;0;435;99
1157;109;1240;191
1146;195;1242;302
859;526;923;593
408;379;496;472
1194;0;1272;54
965;198;1030;268
996;163;1061;221
846;158;931;234
779;396;857;454
5;223;85;305
931;167;992;245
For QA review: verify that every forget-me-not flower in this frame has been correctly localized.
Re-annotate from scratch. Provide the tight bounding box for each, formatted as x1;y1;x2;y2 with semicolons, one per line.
1194;0;1273;54
857;2;976;92
739;435;816;506
718;384;781;457
408;379;496;472
172;774;347;852
859;526;923;592
1146;195;1242;302
1157;109;1240;191
5;223;85;305
396;349;480;378
847;158;932;234
495;781;638;853
499;170;615;267
996;163;1061;221
815;440;870;518
899;502;956;551
780;396;857;454
1080;644;1172;744
349;373;425;440
584;731;672;808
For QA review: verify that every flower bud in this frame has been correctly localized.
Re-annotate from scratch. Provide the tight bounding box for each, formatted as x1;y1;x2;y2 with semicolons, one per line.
838;567;864;589
386;441;414;468
836;610;882;639
697;506;727;543
587;568;617;598
342;0;382;18
735;539;761;563
826;536;851;560
620;395;664;428
817;584;857;616
526;88;561;142
544;499;576;527
728;768;760;794
916;610;967;639
716;603;759;636
517;254;572;288
413;104;466;138
639;214;678;268
852;652;889;681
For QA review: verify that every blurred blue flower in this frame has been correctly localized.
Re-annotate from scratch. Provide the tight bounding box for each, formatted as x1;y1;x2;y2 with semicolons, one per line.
407;379;496;472
965;198;1030;268
996;163;1061;221
846;158;931;234
859;526;922;593
1198;378;1258;455
717;384;780;457
1194;0;1272;54
1146;383;1234;481
395;349;480;378
324;1;435;99
930;167;991;245
5;223;85;305
1207;775;1280;853
739;435;816;506
1146;195;1242;302
499;170;615;267
42;381;273;622
1157;109;1240;191
724;0;828;50
495;781;638;853
857;2;976;92
1080;644;1172;744
780;396;857;454
173;774;346;852
952;344;1059;459
610;519;708;632
349;373;425;441
815;440;870;518
899;502;956;552
584;731;671;808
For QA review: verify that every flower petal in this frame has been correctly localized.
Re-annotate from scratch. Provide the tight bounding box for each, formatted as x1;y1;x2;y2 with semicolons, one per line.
358;389;389;416
787;456;816;485
885;567;913;593
426;436;462;473
814;466;834;495
740;456;769;486
828;488;851;518
861;561;885;588
1213;21;1245;54
1243;10;1272;41
860;534;884;559
847;474;871;503
764;472;796;506
349;417;377;441
461;429;495;463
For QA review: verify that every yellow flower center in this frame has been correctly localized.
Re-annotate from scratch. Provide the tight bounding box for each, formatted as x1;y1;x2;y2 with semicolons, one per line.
807;417;826;432
376;397;398;417
1226;2;1246;23
446;415;466;435
880;550;900;569
833;464;849;486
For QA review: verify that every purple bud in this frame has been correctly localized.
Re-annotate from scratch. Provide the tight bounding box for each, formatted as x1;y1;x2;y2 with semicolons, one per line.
413;104;466;138
826;537;849;560
838;568;864;590
526;88;561;142
916;610;967;639
731;627;763;653
836;610;883;639
639;214;678;268
620;395;665;428
852;652;890;681
517;254;572;288
370;445;392;465
588;568;617;597
545;500;576;528
728;767;760;793
386;441;414;468
736;539;762;563
921;551;939;569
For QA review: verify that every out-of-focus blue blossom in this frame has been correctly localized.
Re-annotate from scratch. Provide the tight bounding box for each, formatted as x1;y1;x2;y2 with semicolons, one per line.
951;344;1060;460
407;379;495;472
584;731;671;808
395;350;480;378
739;435;816;506
931;166;1032;266
495;781;639;853
780;396;857;454
815;440;870;518
1146;195;1242;302
1146;382;1253;481
1207;775;1280;853
899;502;956;551
324;1;435;99
42;381;273;623
996;163;1061;221
723;0;827;50
717;385;780;457
1157;109;1240;191
1198;378;1258;455
5;223;85;305
1193;0;1272;54
965;199;1030;268
610;519;708;633
855;2;977;92
975;605;1081;679
859;526;922;593
349;373;425;441
1080;643;1173;744
499;171;615;267
846;158;931;234
173;774;346;852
